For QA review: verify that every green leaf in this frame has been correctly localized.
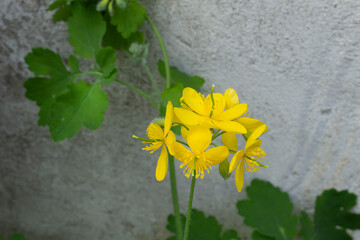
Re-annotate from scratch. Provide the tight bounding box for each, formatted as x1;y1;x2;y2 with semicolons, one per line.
99;68;119;85
219;159;231;180
25;48;69;79
221;230;242;240
96;47;116;77
68;55;80;72
49;81;109;141
166;209;241;240
9;234;26;240
236;179;298;240
158;60;205;91
68;3;106;58
110;1;146;38
102;14;144;50
252;231;275;240
38;98;56;126
24;48;73;106
52;4;72;22
300;211;314;240
313;189;360;240
47;0;68;10
159;82;183;116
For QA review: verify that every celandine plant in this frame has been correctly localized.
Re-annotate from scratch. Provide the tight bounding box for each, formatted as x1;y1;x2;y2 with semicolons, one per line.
134;86;268;240
22;0;273;239
22;0;360;239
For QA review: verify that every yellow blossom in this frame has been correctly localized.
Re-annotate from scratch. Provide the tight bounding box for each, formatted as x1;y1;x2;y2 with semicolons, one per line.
229;124;267;192
172;126;229;179
221;88;267;148
174;87;248;133
143;101;176;181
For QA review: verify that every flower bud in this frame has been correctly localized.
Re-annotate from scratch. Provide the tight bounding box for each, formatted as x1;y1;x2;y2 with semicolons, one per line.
96;0;109;11
152;117;165;128
129;42;149;63
219;159;231;180
108;1;114;16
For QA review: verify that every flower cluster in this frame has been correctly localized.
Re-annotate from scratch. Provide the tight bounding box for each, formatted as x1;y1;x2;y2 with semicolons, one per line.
135;86;268;192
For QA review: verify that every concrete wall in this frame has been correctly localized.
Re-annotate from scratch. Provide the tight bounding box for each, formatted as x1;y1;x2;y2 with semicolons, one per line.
1;0;359;239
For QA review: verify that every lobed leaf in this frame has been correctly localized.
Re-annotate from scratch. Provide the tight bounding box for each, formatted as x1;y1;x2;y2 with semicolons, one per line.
236;179;298;240
68;3;106;58
68;55;80;72
158;60;205;91
47;0;68;11
159;82;183;116
313;189;360;240
24;48;74;107
166;209;241;240
110;1;146;39
102;14;144;51
300;211;314;240
96;47;116;77
52;4;72;22
49;81;109;141
25;48;69;79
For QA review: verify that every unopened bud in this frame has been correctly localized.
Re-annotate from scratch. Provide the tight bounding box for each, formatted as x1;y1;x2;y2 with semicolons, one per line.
219;159;231;180
108;1;114;16
152;118;165;128
96;0;109;11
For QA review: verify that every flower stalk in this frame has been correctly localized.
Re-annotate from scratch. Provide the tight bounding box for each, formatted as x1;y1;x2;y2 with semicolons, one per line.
183;171;196;240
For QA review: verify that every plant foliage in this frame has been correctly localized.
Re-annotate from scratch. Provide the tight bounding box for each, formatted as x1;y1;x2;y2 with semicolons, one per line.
166;209;241;240
236;179;298;240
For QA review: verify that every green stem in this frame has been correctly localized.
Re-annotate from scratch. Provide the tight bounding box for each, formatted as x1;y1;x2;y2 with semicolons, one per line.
212;131;225;141
115;79;158;109
169;154;183;240
146;15;171;88
142;61;160;97
176;140;189;147
183;172;196;240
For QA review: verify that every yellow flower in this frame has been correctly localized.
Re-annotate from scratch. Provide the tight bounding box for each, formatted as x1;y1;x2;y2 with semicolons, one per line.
172;126;229;179
221;87;267;148
174;87;248;133
229;125;267;192
143;101;176;181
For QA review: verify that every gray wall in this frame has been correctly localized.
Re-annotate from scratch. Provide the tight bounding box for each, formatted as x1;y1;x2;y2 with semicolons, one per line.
1;0;360;239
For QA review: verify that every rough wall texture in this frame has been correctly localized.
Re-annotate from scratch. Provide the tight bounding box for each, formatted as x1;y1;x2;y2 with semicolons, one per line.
1;0;360;239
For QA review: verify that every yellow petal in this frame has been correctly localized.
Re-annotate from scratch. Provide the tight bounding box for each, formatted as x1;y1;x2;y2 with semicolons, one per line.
235;161;245;192
181;125;189;142
245;124;267;152
181;87;206;115
146;123;164;140
229;150;244;172
156;145;168;181
221;132;238;152
174;108;205;126
187;126;212;155
214;103;248;121
165;130;176;155
204;146;229;165
172;142;193;162
236;117;268;133
212;120;247;134
224;88;239;109
142;141;162;153
204;93;225;117
164;101;174;136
